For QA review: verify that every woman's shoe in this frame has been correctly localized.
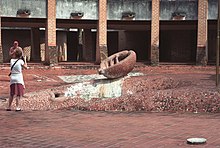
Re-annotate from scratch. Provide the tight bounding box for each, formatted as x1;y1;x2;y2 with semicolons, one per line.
6;108;11;111
15;108;21;112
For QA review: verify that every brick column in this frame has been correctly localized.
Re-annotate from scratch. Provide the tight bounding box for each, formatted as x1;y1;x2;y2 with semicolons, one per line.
96;0;108;64
151;0;160;66
45;0;57;65
196;0;208;65
0;17;3;64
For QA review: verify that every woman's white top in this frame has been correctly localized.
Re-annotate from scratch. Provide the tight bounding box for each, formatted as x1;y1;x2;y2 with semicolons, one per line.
10;58;25;86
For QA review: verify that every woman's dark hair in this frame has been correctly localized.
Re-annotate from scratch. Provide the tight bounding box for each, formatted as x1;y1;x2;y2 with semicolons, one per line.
14;48;23;59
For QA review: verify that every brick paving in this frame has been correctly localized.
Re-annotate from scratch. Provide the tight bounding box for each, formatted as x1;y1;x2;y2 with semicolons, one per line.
0;110;220;148
0;64;220;147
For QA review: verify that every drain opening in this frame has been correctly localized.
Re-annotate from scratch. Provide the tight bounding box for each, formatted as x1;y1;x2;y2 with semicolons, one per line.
54;93;61;98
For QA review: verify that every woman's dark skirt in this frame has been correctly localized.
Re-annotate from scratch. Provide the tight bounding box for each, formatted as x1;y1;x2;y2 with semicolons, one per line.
10;83;24;97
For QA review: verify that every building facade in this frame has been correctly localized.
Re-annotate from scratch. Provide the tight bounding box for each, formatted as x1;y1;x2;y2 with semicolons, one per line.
0;0;218;65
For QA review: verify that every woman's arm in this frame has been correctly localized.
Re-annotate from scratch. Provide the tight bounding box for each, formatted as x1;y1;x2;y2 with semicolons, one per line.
9;47;15;58
22;56;28;69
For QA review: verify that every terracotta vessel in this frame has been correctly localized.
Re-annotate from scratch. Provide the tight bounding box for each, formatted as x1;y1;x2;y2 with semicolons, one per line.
98;50;136;79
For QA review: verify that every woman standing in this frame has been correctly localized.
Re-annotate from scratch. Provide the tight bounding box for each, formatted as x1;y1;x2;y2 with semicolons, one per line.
7;47;27;111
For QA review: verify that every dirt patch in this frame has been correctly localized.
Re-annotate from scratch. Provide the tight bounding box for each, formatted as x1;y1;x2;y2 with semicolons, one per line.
0;65;219;113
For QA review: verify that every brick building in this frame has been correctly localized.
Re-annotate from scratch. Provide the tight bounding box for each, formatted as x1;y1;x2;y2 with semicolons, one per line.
0;0;218;65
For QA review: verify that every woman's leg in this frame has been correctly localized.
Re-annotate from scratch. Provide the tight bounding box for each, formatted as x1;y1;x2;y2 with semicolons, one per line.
7;95;14;110
15;96;21;111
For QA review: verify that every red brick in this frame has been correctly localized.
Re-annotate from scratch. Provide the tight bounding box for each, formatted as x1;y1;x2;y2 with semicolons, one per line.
197;0;208;46
97;0;108;63
0;111;219;147
196;0;208;65
45;0;57;64
151;0;160;65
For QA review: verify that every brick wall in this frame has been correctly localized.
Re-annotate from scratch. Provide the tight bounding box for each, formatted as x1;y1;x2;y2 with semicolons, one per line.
96;0;108;63
197;0;208;65
151;0;160;65
45;0;57;65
